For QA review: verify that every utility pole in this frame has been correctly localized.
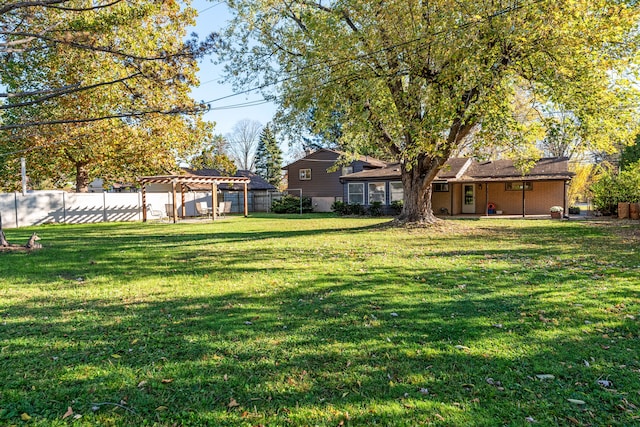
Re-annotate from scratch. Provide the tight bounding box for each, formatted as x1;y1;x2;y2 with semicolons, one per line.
21;157;27;195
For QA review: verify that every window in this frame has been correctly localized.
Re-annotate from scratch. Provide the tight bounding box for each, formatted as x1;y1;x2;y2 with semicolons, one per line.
299;168;311;180
348;183;364;204
505;181;533;191
342;166;353;176
368;182;386;204
390;181;404;202
433;182;449;192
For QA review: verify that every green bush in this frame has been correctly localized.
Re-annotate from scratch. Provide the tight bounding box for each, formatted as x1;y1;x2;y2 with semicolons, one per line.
590;162;640;215
369;201;383;216
271;195;313;213
346;203;366;216
390;200;403;215
331;200;347;216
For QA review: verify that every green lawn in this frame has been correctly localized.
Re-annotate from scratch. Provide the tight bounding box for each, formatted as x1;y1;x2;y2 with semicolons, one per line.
1;215;639;426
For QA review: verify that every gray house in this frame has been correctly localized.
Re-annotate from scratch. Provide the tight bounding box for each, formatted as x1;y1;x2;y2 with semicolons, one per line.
282;149;389;211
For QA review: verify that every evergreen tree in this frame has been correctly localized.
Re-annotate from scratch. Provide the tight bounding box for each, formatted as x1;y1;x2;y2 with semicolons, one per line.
255;125;283;188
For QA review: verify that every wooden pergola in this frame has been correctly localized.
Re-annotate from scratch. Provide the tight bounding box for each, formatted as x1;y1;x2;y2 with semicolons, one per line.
137;175;251;223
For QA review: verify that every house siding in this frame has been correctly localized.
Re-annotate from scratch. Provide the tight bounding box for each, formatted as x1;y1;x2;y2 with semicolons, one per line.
448;180;566;215
285;150;380;198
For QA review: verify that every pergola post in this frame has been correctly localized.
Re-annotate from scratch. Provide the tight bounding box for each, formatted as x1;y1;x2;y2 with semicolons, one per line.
212;183;218;221
181;184;186;218
142;185;147;222
171;180;178;223
244;183;248;217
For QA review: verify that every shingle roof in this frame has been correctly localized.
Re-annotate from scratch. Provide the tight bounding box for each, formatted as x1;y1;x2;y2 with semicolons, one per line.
461;157;572;180
340;157;573;182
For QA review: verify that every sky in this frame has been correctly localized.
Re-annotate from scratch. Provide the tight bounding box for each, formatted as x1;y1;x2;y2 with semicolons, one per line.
189;0;278;137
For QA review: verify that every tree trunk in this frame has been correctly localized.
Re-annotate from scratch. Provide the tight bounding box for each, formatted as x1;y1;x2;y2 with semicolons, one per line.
75;163;90;193
0;212;8;247
397;154;446;224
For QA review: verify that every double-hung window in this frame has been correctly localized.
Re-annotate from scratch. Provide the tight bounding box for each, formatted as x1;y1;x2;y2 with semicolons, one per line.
348;183;364;204
368;182;386;204
390;181;403;202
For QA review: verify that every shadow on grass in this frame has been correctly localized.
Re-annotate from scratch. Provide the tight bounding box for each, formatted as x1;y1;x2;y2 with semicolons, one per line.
0;219;639;425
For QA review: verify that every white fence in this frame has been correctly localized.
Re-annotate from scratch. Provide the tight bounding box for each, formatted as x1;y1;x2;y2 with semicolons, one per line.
0;191;283;229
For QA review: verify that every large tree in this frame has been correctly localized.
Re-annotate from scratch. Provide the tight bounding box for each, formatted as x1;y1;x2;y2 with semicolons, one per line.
220;0;640;223
0;0;213;192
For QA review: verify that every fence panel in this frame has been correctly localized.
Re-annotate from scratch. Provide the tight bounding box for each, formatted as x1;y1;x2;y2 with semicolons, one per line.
105;193;141;222
16;192;65;227
0;193;18;229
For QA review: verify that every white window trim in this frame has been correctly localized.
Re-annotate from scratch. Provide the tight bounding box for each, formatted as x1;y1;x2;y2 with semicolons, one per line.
299;168;311;180
368;182;386;205
390;181;403;202
347;183;364;204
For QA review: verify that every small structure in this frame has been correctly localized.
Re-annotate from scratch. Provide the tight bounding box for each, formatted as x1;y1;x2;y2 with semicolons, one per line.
137;175;251;222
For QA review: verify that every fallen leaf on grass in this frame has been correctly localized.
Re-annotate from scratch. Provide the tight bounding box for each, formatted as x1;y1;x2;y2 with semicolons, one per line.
597;379;613;388
435;414;445;421
62;406;73;419
454;345;469;350
161;378;173;383
137;381;147;388
567;399;586;405
21;413;31;421
111;354;121;359
525;416;537;423
156;406;168;411
228;398;240;408
536;374;555;380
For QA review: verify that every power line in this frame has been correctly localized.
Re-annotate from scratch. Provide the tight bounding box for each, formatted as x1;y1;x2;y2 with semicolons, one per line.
203;0;549;106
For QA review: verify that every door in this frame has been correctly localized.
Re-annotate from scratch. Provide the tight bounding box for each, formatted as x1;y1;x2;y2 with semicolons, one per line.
462;184;475;214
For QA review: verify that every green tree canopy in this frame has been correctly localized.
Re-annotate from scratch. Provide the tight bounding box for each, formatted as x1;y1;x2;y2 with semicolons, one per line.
0;0;213;192
220;0;640;223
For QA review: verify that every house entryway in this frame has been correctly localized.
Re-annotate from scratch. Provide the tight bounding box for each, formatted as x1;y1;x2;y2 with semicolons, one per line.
462;184;475;214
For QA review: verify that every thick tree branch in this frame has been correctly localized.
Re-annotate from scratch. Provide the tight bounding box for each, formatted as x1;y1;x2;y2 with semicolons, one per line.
0;73;143;109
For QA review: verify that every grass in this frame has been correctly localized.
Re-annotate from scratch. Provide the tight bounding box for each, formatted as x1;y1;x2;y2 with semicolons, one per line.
0;214;639;426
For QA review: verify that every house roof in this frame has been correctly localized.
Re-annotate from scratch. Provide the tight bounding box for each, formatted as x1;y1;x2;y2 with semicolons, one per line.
181;168;277;191
340;157;573;182
282;148;389;170
460;157;572;180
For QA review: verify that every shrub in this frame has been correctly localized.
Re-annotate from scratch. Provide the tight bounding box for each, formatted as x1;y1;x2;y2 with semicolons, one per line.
347;203;366;216
271;195;313;213
590;162;640;215
331;200;347;216
390;200;403;215
369;201;383;216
